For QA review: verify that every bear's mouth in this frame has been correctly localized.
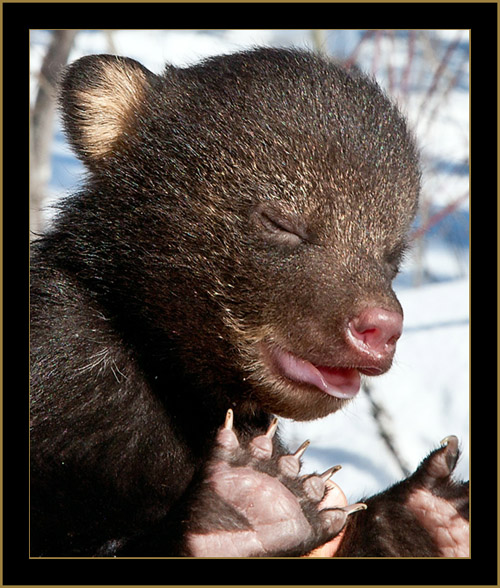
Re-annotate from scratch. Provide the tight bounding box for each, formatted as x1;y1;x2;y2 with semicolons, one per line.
263;344;364;400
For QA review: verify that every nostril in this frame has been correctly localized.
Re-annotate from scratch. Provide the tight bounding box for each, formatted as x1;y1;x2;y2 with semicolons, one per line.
348;307;403;357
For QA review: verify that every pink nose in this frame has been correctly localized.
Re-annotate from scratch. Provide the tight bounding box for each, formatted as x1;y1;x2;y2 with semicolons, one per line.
348;307;403;360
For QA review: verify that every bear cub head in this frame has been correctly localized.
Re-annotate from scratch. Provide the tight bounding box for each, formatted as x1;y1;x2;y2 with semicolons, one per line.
58;48;420;421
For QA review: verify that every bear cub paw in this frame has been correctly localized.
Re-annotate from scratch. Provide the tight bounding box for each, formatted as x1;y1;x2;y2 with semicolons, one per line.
404;435;469;557
186;409;364;557
337;434;469;557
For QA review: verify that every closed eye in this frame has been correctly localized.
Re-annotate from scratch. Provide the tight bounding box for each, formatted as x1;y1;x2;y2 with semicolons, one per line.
256;206;307;247
385;243;410;279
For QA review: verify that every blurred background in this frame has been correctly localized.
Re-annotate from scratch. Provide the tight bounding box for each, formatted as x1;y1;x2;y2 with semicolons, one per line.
29;30;469;499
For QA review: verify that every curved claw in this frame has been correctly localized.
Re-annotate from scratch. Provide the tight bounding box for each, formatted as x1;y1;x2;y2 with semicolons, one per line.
320;465;342;483
302;466;341;502
318;503;367;539
278;439;311;478
411;434;463;487
293;439;310;459
249;418;278;460
224;408;234;430
440;435;460;472
341;502;367;515
266;417;279;439
216;409;239;453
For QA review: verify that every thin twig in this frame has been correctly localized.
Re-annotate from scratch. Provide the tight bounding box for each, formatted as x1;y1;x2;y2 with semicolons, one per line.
363;382;411;476
410;191;469;242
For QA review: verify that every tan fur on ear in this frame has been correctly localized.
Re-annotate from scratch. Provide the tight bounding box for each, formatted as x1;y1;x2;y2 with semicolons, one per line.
62;56;149;160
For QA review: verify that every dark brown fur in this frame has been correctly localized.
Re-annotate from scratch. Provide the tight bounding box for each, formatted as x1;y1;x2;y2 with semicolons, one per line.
30;49;427;556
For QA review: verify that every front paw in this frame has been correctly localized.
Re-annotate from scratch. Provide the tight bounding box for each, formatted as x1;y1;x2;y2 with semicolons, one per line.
186;410;365;557
404;435;469;556
337;435;469;557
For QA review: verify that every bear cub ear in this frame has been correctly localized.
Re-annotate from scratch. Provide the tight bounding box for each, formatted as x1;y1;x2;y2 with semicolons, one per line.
59;54;155;164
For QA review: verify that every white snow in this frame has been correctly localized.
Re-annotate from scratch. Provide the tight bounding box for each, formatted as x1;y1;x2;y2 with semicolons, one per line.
30;30;469;499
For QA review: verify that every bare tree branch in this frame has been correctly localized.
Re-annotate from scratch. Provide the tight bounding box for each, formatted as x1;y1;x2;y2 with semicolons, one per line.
30;29;77;236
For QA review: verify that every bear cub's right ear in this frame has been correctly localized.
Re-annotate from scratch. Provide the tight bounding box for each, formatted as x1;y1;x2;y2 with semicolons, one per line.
59;54;156;165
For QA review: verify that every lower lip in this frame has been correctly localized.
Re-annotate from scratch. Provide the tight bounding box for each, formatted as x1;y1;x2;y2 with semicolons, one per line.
264;344;361;400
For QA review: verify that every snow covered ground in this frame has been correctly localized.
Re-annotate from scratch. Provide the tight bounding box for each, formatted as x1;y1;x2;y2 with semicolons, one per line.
30;30;469;499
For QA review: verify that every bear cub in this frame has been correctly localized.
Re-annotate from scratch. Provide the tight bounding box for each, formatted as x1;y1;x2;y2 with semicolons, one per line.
30;48;468;557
